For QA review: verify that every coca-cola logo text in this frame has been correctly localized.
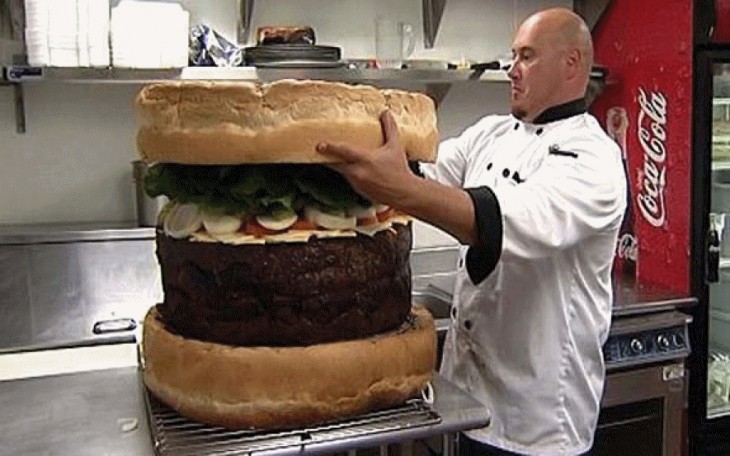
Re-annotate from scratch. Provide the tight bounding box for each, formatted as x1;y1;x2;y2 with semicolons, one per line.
637;88;667;227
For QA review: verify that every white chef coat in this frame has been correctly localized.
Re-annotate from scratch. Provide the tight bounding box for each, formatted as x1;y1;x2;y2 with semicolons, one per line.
422;103;626;455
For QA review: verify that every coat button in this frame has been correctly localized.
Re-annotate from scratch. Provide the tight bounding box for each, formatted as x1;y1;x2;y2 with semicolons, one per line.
514;123;519;130
502;168;510;178
536;127;544;135
486;162;493;171
464;320;473;330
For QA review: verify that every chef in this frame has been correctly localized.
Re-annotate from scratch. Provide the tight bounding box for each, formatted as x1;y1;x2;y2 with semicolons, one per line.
318;7;626;456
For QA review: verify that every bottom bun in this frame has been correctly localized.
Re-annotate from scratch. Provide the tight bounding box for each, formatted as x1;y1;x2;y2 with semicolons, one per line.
142;305;436;430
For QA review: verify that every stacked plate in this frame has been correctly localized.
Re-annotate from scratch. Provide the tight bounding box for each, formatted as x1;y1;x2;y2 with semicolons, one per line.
244;44;343;68
24;0;111;67
24;0;51;66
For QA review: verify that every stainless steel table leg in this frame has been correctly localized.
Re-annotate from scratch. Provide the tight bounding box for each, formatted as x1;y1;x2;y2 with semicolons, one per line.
443;433;457;456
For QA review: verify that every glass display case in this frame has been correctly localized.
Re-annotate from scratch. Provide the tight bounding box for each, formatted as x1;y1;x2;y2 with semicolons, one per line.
692;51;730;455
707;62;730;420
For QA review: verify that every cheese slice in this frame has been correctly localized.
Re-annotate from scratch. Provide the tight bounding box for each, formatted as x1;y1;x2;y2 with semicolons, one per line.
189;231;217;243
354;222;392;237
213;232;266;245
179;217;412;244
313;230;358;239
264;230;317;243
390;215;413;225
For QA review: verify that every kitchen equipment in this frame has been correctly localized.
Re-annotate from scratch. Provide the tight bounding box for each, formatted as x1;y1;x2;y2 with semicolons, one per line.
401;59;453;70
244;44;341;67
132;160;166;227
468;61;502;80
593;311;691;456
143;373;489;456
375;17;414;69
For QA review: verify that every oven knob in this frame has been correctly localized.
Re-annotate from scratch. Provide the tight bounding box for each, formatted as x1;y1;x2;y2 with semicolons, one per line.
672;333;686;348
630;338;644;354
657;334;671;350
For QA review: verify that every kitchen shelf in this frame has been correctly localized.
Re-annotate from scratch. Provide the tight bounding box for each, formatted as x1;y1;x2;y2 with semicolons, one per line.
1;64;509;134
3;65;510;84
0;221;154;245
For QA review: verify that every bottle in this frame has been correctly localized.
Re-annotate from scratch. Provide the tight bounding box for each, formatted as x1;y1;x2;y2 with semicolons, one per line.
708;224;720;283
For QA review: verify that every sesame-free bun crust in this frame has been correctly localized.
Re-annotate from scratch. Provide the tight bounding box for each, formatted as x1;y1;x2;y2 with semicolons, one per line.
135;80;438;164
142;305;436;430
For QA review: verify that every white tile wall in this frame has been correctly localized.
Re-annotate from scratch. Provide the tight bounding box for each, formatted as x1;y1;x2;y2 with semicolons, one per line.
0;0;569;247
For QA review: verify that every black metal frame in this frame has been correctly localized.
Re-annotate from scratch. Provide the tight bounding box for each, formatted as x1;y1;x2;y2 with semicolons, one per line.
694;0;716;46
690;46;730;456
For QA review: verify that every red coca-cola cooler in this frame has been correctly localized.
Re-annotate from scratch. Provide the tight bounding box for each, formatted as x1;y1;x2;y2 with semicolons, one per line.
591;0;730;454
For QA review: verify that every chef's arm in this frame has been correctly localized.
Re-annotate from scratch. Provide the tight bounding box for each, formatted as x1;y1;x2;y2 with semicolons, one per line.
399;181;503;284
391;174;479;246
317;111;481;246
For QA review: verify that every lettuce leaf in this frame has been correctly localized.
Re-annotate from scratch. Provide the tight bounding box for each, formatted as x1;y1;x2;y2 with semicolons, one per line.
144;163;369;215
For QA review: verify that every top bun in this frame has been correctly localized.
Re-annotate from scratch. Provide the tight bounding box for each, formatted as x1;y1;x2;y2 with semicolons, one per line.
135;80;439;165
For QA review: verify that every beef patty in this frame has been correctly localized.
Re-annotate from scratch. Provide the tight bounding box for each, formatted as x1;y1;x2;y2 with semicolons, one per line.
155;223;412;347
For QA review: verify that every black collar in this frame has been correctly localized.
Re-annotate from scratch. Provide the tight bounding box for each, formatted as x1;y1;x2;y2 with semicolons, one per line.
531;98;587;125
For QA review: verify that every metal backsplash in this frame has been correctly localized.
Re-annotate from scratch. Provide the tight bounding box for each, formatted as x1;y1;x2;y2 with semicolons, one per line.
0;227;458;353
0;233;162;353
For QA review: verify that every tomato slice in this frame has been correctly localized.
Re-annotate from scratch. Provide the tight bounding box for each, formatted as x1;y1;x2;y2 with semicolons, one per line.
243;219;280;237
356;215;380;226
291;219;319;230
376;208;395;223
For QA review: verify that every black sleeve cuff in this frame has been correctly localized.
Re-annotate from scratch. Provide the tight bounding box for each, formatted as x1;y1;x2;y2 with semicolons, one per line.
464;186;503;285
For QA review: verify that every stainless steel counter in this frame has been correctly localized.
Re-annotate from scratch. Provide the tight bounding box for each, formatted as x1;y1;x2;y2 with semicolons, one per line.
0;221;154;244
612;278;698;316
0;366;154;456
0;364;489;456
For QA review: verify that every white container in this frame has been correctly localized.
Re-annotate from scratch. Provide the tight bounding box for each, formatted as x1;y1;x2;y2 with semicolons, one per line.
89;46;110;67
87;0;111;67
47;0;78;28
49;47;79;67
111;1;188;68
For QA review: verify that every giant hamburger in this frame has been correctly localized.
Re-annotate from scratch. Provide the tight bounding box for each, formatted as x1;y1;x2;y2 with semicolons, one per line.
136;79;439;430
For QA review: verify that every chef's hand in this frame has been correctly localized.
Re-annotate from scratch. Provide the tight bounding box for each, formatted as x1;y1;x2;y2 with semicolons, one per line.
316;110;418;208
319;110;478;246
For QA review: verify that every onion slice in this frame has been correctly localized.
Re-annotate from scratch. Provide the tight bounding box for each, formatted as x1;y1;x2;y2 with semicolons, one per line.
305;206;356;230
256;209;298;231
164;203;203;239
202;213;242;235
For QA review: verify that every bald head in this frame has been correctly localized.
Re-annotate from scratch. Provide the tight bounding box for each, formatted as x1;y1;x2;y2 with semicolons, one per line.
507;8;594;121
523;8;594;75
